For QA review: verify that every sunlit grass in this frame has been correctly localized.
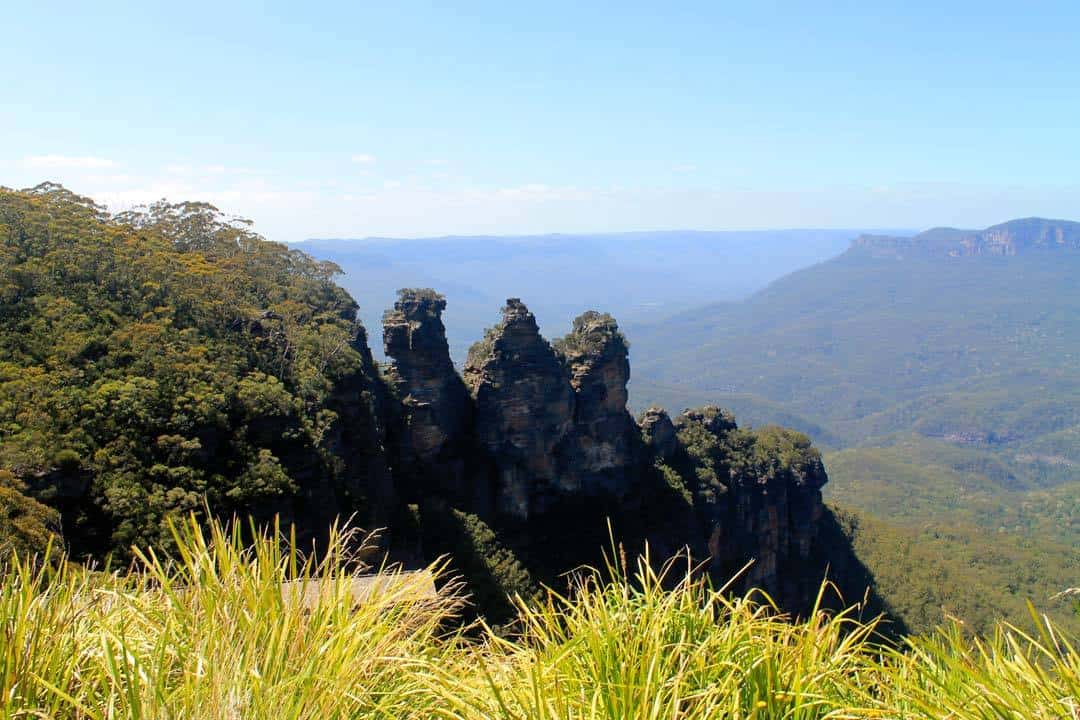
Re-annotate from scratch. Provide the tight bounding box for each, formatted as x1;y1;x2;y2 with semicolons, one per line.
1;515;1076;719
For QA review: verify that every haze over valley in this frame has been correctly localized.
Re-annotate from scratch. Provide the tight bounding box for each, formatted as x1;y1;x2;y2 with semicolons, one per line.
296;229;904;362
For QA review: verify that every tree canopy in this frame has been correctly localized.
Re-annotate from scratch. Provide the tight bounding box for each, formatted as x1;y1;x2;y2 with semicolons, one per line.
0;184;378;557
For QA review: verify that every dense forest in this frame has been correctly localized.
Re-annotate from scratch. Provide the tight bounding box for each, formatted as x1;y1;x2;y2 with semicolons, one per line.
0;182;392;557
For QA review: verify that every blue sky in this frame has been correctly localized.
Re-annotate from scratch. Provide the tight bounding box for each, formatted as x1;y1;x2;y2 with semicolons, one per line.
3;1;1079;240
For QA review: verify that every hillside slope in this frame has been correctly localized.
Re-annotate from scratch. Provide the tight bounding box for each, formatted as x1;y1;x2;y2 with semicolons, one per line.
629;218;1080;633
0;183;396;556
631;219;1080;479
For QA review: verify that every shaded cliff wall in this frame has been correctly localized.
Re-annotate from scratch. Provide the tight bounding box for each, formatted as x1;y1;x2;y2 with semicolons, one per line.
381;289;478;509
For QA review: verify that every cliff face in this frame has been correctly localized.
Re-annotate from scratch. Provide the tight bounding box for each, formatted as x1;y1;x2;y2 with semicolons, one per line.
557;311;638;499
852;218;1080;258
383;290;470;463
375;292;834;614
316;322;396;527
668;408;828;609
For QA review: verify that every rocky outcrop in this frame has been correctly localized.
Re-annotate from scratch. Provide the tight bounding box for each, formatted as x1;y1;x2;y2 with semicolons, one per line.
639;407;677;460
463;299;575;517
384;290;468;458
381;289;479;513
975;218;1080;254
456;303;643;518
556;312;638;498
668;407;828;611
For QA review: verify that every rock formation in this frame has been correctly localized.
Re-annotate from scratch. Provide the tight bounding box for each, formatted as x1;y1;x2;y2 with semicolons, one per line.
639;407;677;460
382;289;472;502
556;311;639;498
375;292;835;614
668;407;828;609
383;289;469;462
462;299;575;517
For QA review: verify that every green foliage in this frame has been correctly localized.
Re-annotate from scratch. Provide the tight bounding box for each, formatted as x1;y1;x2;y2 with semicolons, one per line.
631;247;1080;642
824;437;1079;636
635;251;1080;439
0;513;461;719
0;184;377;557
552;310;627;358
825;436;1079;545
831;503;1079;637
0;483;62;558
631;250;1080;489
418;505;538;624
669;410;823;507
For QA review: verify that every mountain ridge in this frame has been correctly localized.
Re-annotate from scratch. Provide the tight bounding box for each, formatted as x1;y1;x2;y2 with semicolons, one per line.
852;217;1080;257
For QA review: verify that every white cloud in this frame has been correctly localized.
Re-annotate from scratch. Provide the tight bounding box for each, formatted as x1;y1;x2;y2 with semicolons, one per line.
23;155;116;169
351;153;377;165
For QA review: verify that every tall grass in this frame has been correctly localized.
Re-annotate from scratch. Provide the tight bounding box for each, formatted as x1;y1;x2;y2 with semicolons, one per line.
1;518;465;719
432;550;880;720
1;515;1076;719
870;615;1080;719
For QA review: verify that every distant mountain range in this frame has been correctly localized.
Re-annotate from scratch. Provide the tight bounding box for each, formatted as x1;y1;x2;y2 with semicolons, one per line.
628;218;1080;446
294;229;905;361
853;217;1080;257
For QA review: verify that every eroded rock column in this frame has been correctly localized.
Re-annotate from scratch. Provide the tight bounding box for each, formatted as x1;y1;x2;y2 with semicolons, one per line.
383;289;472;500
463;299;574;518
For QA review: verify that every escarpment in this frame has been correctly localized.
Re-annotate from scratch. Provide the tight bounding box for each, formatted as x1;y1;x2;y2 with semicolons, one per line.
852;217;1080;258
376;291;835;614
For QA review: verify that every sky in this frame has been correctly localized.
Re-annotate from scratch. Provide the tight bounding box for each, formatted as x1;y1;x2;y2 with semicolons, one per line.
3;1;1080;241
